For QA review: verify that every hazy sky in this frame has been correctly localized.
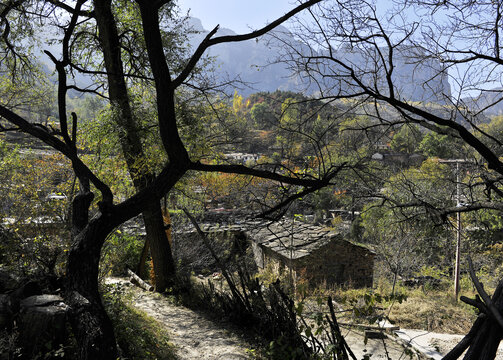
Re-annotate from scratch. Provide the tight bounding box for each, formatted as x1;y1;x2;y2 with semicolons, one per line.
177;0;300;33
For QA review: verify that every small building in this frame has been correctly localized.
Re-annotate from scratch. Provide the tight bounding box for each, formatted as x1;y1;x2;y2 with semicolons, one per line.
248;221;374;288
224;152;260;165
371;152;426;167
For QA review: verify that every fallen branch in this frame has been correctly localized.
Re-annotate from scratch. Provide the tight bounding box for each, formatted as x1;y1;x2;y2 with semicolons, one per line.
127;268;153;292
442;314;485;360
327;296;357;360
182;208;247;307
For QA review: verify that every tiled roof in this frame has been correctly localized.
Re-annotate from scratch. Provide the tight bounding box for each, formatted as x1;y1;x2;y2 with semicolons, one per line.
167;218;372;260
246;220;347;259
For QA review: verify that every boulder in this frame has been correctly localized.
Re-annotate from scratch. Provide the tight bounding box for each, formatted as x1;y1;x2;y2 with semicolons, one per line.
20;294;63;308
18;294;69;358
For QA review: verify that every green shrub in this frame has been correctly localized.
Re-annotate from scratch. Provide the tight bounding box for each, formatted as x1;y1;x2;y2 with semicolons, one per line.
101;232;144;276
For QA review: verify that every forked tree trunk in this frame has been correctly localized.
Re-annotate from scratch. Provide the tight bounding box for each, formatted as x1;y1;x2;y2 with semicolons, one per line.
64;176;183;359
65;217;118;360
93;0;177;291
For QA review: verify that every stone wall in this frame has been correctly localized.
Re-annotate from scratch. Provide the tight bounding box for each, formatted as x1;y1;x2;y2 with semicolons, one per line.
259;239;374;289
295;240;374;288
172;226;256;274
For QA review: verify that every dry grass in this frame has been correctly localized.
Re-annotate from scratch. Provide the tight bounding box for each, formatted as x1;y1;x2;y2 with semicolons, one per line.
304;277;484;335
385;290;477;334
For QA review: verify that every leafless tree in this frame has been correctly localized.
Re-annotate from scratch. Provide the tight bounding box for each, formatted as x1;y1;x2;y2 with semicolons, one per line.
278;1;503;358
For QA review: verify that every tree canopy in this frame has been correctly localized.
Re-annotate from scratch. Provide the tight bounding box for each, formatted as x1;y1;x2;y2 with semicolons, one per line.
0;0;334;358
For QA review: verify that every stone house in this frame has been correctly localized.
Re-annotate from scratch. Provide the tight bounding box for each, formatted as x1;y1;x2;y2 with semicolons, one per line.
248;221;374;288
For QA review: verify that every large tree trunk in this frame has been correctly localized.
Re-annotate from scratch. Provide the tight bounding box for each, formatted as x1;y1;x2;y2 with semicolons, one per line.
65;217;117;360
63;174;183;359
142;202;176;291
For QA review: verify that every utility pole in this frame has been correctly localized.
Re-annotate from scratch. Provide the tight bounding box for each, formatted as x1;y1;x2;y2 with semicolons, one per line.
439;159;468;300
455;161;461;300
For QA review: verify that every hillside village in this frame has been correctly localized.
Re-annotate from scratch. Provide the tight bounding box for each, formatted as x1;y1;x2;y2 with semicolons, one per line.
2;84;502;358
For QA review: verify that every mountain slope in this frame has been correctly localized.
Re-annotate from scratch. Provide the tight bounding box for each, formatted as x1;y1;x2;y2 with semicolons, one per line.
187;17;451;102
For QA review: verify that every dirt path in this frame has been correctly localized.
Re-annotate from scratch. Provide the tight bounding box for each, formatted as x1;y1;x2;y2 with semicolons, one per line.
107;278;251;360
107;278;423;359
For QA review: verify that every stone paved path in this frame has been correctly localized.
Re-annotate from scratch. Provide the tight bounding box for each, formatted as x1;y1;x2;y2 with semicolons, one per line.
107;278;250;360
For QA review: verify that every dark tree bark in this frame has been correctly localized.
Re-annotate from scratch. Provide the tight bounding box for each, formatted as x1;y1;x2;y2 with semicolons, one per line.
65;217;118;360
444;282;503;360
